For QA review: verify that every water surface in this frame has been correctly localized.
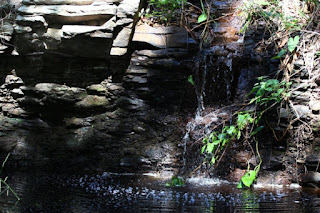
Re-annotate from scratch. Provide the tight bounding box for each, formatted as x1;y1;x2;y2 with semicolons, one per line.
1;172;319;212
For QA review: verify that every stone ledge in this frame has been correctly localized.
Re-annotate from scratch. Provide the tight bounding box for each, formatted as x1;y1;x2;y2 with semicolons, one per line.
18;5;117;17
133;24;196;49
22;0;122;5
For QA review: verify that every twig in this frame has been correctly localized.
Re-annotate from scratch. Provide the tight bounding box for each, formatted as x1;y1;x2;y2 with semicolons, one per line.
300;30;320;36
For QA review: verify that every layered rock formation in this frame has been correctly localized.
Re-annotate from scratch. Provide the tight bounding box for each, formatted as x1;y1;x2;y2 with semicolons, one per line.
0;0;199;175
14;0;140;58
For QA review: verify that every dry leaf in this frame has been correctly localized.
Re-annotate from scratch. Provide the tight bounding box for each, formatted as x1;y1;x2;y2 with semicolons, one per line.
279;36;289;48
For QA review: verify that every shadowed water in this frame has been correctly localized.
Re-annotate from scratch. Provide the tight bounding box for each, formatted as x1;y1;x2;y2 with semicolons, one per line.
0;172;318;212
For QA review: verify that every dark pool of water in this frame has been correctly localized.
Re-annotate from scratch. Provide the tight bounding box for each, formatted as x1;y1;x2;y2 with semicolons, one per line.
1;172;320;212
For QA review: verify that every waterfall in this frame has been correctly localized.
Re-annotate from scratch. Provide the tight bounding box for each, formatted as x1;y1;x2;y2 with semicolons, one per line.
194;50;210;117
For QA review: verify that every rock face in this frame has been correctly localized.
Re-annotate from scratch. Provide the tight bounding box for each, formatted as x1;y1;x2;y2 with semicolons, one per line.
0;1;198;174
14;0;140;58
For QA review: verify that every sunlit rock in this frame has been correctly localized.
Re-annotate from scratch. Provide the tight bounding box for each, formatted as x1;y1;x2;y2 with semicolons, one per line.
133;24;196;49
75;95;110;109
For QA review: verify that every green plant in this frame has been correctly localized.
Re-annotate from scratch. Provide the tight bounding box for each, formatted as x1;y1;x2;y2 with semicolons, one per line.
198;0;208;23
187;75;195;85
237;141;262;188
166;176;185;186
147;0;187;24
249;77;291;105
201;77;291;187
271;35;300;59
288;35;300;53
0;153;20;202
239;0;308;37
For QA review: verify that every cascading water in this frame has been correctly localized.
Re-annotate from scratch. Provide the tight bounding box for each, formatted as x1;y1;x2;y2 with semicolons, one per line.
194;50;209;117
180;0;245;177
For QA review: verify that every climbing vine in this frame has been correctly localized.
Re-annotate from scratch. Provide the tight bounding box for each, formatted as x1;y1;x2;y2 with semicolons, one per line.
201;77;291;187
201;0;319;187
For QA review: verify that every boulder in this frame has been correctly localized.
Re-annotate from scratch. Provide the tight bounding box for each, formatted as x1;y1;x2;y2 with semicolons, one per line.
293;104;311;118
5;75;24;89
117;0;140;18
11;88;24;99
86;84;107;96
65;117;93;128
0;21;14;42
34;83;86;103
75;95;110;109
112;27;132;47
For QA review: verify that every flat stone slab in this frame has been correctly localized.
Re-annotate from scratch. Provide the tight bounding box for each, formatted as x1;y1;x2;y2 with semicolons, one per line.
22;0;122;5
62;25;112;37
133;24;196;49
134;24;187;35
18;5;117;17
110;47;128;56
16;15;47;27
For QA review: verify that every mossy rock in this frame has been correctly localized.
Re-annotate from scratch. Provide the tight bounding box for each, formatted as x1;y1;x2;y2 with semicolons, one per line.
75;95;110;110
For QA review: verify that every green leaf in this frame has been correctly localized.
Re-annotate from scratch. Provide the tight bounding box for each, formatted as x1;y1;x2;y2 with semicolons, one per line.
277;88;284;95
265;87;273;92
188;75;194;85
249;98;256;104
218;133;226;140
271;48;287;60
200;0;205;11
198;13;207;23
212;140;220;145
237;114;245;126
169;176;184;187
203;137;208;144
237;131;241;139
240;170;257;187
201;145;206;154
227;126;236;135
237;113;252;130
250;126;264;136
211;157;216;164
237;181;244;188
222;139;228;146
209;132;215;140
288;36;299;52
257;76;267;81
158;0;169;5
206;143;215;153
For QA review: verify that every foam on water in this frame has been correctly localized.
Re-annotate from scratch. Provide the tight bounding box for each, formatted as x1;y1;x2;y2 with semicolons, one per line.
187;177;230;186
